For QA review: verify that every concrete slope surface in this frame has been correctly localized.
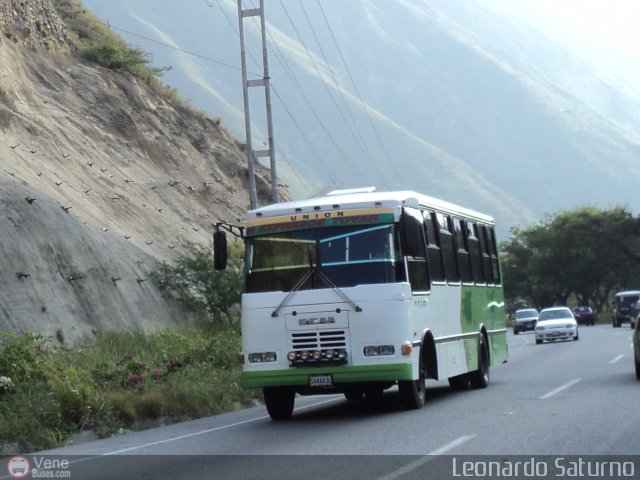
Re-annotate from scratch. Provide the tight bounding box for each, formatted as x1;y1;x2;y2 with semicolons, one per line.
0;1;284;342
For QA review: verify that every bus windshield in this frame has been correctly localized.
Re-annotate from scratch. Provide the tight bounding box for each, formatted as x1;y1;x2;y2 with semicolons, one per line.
245;224;403;293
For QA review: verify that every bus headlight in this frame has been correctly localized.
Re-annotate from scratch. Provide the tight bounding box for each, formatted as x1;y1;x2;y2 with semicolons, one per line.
248;352;277;363
364;346;379;356
364;345;395;356
379;345;395;356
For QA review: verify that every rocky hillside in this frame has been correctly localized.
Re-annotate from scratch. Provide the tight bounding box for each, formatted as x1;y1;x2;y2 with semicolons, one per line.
0;0;284;343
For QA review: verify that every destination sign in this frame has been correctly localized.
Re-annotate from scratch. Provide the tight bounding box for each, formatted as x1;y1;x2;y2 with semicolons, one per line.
246;208;396;236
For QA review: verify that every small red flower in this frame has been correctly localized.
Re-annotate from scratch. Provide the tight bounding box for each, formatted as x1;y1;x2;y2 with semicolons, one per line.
126;374;144;385
152;369;163;380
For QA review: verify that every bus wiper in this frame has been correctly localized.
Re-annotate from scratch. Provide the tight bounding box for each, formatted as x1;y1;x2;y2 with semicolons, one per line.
272;246;316;318
317;271;362;313
271;267;315;317
271;246;361;316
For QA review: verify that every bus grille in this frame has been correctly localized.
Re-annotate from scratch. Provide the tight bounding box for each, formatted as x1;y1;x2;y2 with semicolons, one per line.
290;330;347;350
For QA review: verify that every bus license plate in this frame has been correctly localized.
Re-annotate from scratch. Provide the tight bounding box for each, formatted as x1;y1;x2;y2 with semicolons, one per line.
309;374;333;387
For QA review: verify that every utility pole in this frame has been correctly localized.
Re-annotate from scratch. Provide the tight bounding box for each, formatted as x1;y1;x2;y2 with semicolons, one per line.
237;0;278;209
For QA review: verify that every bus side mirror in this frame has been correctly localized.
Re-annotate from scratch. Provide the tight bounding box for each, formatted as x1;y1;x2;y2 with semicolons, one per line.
213;230;228;270
400;209;424;257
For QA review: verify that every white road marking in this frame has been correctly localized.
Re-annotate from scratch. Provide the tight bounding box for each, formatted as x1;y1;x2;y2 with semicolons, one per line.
104;396;343;455
609;354;625;364
375;435;476;480
428;434;476;455
104;415;270;455
539;378;581;400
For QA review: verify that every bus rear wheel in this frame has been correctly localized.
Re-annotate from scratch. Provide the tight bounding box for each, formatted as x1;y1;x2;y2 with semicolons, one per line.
399;358;426;409
469;334;490;389
448;373;470;391
263;386;295;420
343;388;364;401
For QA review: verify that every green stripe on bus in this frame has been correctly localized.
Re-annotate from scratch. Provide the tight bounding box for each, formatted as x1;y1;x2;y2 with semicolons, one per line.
460;285;508;367
241;363;413;388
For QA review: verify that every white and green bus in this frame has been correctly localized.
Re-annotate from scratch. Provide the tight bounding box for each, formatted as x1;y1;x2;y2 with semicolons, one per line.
214;188;507;420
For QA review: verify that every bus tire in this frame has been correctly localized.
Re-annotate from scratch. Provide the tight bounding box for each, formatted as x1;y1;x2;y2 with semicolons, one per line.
363;385;384;403
399;357;426;409
263;386;295;420
635;355;640;381
448;374;470;391
469;334;489;389
343;388;364;401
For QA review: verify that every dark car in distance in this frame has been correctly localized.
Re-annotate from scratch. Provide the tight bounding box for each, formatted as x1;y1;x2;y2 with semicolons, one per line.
573;306;597;326
513;308;539;334
612;291;640;328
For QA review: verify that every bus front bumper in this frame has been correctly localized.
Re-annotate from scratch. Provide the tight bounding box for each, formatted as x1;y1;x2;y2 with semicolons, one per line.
241;363;413;389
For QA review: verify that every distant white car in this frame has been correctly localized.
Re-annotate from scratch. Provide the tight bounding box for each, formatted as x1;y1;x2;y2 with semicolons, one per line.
535;306;579;344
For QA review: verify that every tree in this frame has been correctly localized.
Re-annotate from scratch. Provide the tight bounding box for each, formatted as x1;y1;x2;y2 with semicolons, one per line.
150;241;244;329
500;206;640;312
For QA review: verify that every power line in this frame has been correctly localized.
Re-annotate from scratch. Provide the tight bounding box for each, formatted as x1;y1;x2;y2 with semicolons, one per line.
238;0;356;186
270;84;339;186
101;4;386;193
316;0;403;185
205;0;318;195
296;0;390;189
273;0;368;184
106;23;242;73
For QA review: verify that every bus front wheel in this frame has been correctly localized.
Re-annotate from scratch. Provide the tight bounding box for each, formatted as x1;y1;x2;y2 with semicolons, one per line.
343;388;364;401
399;358;426;409
469;334;490;389
263;386;295;420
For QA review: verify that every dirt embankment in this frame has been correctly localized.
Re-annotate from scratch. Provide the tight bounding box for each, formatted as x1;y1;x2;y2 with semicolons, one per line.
0;0;285;343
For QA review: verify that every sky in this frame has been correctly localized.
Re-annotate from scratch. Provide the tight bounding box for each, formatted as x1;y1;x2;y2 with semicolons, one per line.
483;0;640;90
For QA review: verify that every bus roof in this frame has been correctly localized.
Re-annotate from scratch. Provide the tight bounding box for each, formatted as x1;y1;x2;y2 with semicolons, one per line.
247;189;495;224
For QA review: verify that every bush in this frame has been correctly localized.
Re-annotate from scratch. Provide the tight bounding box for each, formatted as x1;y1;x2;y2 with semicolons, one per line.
52;0;170;85
0;328;251;453
149;242;244;330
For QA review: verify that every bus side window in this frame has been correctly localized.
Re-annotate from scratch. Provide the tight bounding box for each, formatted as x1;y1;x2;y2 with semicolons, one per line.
486;226;501;284
404;209;429;293
478;224;493;285
467;222;485;284
437;213;460;283
423;211;445;282
453;218;472;283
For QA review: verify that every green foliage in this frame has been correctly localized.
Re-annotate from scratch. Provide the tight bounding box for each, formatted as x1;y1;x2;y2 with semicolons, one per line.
149;242;244;329
501;206;640;312
0;329;252;453
51;0;171;85
79;43;171;82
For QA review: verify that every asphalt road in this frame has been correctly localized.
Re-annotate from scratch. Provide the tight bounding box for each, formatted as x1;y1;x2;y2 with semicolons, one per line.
4;324;639;479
